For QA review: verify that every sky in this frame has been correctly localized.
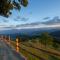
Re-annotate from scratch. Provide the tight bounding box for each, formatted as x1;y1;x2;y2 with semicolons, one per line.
0;0;60;30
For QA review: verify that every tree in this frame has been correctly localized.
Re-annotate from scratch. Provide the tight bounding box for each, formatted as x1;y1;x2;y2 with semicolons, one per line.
0;0;28;17
40;32;53;47
52;41;59;50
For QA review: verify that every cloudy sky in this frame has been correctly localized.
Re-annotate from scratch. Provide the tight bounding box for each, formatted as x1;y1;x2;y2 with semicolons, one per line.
0;0;60;30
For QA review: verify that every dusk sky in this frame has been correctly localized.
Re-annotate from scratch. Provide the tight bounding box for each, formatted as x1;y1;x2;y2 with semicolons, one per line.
0;0;60;29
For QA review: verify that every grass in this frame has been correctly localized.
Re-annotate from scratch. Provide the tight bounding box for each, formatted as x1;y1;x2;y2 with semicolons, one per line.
10;40;60;60
49;55;60;60
20;48;40;60
20;43;49;60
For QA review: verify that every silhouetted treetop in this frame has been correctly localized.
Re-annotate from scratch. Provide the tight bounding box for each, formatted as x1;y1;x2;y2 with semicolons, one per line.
0;0;28;17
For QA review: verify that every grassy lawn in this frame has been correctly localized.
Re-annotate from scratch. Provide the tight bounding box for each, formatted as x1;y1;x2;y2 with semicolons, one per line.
20;43;49;59
20;48;40;60
49;55;60;60
10;40;60;60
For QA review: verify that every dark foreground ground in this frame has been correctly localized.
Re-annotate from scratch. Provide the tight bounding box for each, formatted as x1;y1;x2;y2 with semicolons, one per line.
0;40;25;60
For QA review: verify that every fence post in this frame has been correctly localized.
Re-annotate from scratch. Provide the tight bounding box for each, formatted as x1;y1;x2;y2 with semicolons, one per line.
5;35;6;41
9;35;10;45
16;38;19;52
1;35;3;40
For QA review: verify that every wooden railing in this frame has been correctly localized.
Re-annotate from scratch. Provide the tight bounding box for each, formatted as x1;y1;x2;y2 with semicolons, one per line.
0;35;20;53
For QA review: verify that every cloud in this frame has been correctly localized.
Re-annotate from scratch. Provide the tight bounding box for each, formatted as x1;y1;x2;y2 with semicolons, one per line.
2;19;9;23
0;22;60;30
14;21;60;30
14;16;60;29
43;17;50;20
0;16;9;23
43;16;60;25
13;17;19;21
21;17;29;21
15;24;60;30
0;16;60;30
14;16;29;22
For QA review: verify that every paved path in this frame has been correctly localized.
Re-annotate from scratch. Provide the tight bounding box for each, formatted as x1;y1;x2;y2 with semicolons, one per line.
0;40;25;60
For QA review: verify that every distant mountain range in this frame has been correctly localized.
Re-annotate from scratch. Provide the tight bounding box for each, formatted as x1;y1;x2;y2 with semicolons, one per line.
0;27;60;35
0;26;60;43
0;28;60;39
